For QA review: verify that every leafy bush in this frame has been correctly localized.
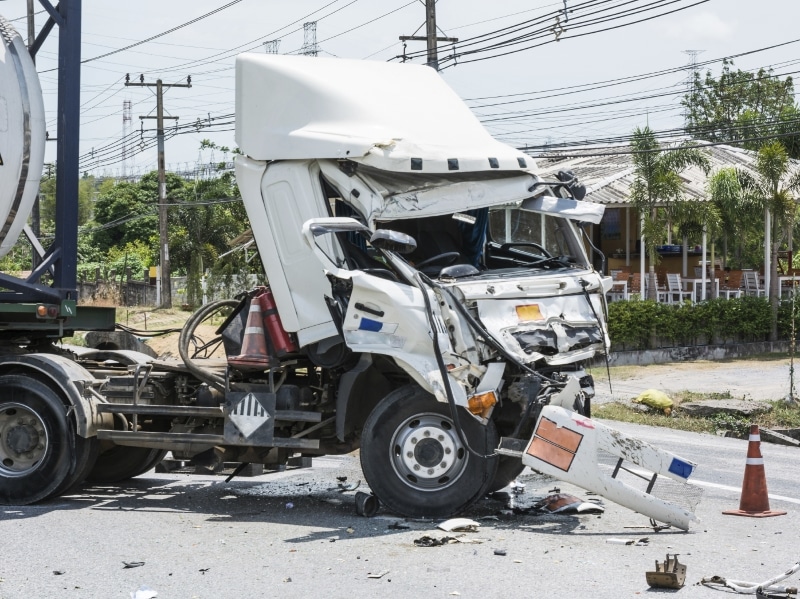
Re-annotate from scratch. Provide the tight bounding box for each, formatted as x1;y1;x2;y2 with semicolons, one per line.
607;296;776;350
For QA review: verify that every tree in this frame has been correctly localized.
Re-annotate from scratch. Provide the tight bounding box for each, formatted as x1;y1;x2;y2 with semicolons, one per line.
169;172;246;307
738;141;800;340
706;167;763;269
91;181;158;255
629;127;710;300
683;59;800;157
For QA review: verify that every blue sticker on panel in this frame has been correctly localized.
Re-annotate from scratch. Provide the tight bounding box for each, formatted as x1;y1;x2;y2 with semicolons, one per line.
668;457;694;479
358;317;383;332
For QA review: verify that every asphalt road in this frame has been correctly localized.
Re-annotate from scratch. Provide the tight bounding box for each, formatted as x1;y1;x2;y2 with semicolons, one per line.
2;419;798;599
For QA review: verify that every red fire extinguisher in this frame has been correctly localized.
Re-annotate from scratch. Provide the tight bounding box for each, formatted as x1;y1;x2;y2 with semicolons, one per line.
257;287;298;357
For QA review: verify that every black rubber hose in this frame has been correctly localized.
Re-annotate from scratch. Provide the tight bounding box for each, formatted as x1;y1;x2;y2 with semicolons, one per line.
178;298;241;392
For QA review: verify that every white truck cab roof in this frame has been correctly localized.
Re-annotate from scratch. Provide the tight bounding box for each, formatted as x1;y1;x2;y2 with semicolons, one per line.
235;53;534;175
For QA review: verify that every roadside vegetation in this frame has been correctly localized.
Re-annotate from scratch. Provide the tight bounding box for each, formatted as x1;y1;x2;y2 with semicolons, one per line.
594;388;800;437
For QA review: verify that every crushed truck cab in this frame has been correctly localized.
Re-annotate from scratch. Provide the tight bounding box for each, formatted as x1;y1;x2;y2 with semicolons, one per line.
0;22;700;528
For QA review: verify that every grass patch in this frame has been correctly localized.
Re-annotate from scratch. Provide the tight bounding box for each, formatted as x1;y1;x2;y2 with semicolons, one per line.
594;402;716;433
596;390;800;436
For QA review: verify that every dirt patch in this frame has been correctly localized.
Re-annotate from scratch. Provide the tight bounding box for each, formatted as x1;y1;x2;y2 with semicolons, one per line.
588;357;798;403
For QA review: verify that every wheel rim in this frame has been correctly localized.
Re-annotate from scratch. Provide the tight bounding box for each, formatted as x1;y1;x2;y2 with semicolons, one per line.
0;402;49;477
390;412;468;491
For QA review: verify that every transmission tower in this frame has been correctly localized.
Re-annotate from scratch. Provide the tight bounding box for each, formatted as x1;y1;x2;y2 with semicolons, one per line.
121;100;132;179
302;22;318;56
264;39;280;54
682;49;704;131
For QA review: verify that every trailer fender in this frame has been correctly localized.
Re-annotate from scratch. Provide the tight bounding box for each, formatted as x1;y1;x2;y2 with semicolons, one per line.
0;353;102;437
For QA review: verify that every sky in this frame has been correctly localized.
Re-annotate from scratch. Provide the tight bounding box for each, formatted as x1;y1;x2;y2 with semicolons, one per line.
1;0;798;178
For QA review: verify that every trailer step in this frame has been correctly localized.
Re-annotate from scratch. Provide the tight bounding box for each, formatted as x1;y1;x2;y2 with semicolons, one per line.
96;403;323;422
97;430;320;450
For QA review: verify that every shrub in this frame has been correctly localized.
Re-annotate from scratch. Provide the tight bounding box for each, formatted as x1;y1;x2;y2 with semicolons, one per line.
607;295;777;350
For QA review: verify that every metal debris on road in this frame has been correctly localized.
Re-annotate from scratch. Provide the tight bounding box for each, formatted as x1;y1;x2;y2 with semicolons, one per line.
354;491;379;517
494;549;507;556
123;561;145;569
388;521;411;530
533;493;604;515
646;554;686;589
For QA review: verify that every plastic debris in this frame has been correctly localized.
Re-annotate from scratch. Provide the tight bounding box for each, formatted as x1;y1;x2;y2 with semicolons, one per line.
130;585;158;599
388;522;411;530
437;518;480;532
533;493;604;515
285;502;294;509
123;561;145;569
494;549;507;556
53;570;65;576
367;570;389;579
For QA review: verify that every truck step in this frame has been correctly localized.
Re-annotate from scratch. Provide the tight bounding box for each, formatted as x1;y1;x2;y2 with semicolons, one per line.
97;430;320;450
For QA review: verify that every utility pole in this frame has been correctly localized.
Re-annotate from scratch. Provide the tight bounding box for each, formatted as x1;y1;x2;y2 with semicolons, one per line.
125;74;191;309
399;0;457;71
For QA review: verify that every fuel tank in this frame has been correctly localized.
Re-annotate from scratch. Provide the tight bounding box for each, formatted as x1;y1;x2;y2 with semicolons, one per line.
0;15;45;258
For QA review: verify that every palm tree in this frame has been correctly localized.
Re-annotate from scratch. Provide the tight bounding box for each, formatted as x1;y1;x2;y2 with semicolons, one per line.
629;127;710;300
738;141;800;340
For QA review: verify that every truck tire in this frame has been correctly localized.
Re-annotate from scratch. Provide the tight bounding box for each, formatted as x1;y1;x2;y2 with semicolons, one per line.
86;446;168;484
0;375;74;505
50;434;100;497
487;457;526;494
360;384;498;518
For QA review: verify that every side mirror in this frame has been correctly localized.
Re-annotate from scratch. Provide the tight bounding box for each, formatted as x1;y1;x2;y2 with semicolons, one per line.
556;170;586;201
571;183;587;201
370;229;417;255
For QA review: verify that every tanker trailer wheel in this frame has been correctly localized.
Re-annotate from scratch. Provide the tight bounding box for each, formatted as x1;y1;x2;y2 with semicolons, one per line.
360;384;498;518
0;375;75;505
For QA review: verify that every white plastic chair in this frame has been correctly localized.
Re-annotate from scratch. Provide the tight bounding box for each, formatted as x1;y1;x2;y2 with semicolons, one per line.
665;273;694;304
743;271;766;297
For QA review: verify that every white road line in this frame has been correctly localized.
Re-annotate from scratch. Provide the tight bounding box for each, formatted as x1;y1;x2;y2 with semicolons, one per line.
692;479;800;505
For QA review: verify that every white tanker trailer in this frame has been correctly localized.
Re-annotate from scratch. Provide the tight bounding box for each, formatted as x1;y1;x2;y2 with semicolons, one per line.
0;15;45;258
0;14;701;529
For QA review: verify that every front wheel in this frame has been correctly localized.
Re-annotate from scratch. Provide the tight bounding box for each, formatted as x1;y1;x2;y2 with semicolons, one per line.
360;384;498;518
0;375;74;505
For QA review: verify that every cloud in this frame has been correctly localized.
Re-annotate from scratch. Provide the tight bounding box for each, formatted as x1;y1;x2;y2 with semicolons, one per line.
663;11;736;41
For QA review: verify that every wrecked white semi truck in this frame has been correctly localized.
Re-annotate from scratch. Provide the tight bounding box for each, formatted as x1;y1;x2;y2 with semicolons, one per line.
0;15;699;528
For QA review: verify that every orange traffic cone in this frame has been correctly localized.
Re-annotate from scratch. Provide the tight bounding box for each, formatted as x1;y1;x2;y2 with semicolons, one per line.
723;424;786;518
228;297;271;370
